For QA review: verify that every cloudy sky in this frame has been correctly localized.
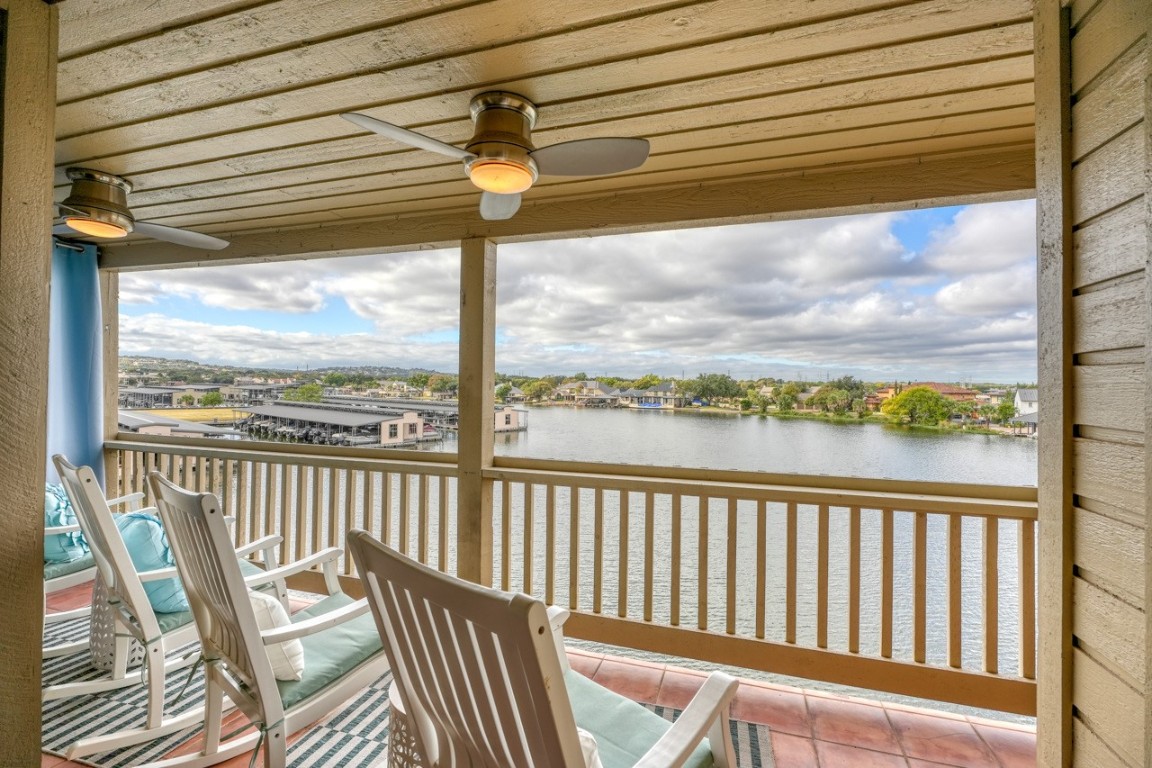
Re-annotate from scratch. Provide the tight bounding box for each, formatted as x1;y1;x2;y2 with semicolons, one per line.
119;199;1037;383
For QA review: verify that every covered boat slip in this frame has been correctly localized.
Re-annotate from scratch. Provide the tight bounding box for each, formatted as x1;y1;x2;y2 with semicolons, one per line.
237;403;426;446
1;1;1149;765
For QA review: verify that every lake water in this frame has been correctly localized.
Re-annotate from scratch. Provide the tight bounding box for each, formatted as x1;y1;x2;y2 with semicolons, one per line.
487;406;1038;485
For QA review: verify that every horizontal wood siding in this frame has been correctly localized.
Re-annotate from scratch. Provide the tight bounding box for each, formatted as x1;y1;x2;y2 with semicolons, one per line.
1066;0;1149;763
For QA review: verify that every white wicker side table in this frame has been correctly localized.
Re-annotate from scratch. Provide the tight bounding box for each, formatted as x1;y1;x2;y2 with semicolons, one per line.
387;682;424;767
87;571;145;670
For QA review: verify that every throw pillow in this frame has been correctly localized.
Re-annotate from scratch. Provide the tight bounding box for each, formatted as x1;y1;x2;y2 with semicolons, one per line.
248;589;306;681
115;512;189;613
44;483;88;563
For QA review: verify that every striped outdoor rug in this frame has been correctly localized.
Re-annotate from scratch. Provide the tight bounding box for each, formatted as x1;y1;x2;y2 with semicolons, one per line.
43;617;773;767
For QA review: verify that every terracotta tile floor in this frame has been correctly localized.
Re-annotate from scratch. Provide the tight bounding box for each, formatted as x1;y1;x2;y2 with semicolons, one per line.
43;584;1035;767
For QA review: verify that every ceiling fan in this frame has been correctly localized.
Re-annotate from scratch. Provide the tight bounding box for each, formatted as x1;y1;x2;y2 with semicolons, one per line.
341;91;650;221
52;167;229;250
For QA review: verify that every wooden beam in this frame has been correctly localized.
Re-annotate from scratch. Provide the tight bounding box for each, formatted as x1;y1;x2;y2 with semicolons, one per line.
0;1;57;763
1034;2;1072;767
455;237;495;585
99;146;1035;271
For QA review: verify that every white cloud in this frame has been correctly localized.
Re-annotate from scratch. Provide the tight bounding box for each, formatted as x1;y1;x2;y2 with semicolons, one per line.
923;200;1036;274
118;203;1038;382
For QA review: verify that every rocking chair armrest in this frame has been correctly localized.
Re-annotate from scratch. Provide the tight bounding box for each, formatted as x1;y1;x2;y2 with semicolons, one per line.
234;534;282;560
633;672;739;768
260;597;370;644
106;492;146;511
137;565;180;582
546;605;572;670
242;547;343;588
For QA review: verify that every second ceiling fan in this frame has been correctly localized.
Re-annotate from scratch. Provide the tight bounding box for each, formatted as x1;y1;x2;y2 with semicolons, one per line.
341;91;650;221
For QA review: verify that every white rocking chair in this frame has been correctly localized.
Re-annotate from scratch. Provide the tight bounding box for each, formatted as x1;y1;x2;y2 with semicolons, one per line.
145;471;387;768
44;477;152;659
347;529;740;768
46;455;289;759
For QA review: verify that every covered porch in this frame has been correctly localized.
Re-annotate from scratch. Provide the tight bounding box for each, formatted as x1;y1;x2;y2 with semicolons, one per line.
2;1;1148;766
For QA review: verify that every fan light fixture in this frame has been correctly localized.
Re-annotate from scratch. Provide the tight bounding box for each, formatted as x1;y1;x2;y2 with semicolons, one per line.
467;159;535;194
61;168;135;239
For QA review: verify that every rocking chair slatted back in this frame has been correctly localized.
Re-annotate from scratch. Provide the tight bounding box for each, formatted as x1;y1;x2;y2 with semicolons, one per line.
348;529;586;767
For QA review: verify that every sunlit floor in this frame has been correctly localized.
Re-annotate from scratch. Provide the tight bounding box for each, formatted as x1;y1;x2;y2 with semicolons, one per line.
44;584;1035;767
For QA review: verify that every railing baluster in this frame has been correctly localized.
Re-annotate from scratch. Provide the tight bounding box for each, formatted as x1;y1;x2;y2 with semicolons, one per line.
276;463;290;562
755;499;766;640
545;484;556;605
500;482;511;591
221;459;234;518
948;514;963;668
671;493;682;627
785;500;797;645
593;488;604;615
382;471;392;548
698;496;708;631
644;492;655;623
848;506;860;654
399;473;410;556
984;516;999;674
237;460;250;545
817;503;829;649
263;460;275;543
914;510;928;664
249;461;262;543
439;475;450;573
294;465;306;561
417;473;429;564
364;470;376;540
343;469;356;574
310;466;322;555
618;490;629;618
727;497;737;635
881;508;893;658
569;486;580;610
327;466;339;551
523;483;534;594
1019;517;1036;679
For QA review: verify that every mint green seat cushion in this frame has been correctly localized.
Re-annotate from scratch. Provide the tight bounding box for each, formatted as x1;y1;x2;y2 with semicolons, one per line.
44;553;94;582
154;559;268;634
565;669;713;768
277;591;383;710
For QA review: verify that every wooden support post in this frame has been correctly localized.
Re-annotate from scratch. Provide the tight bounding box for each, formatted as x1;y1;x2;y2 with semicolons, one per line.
0;1;57;763
1035;2;1072;766
1146;1;1152;759
101;270;119;477
456;237;496;585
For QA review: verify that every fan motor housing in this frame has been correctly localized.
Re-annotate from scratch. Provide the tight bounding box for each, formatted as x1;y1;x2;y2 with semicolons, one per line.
62;168;136;233
464;92;539;184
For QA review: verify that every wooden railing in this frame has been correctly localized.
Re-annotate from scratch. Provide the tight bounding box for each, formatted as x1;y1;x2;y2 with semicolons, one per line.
109;438;459;577
107;438;1037;715
487;458;1037;715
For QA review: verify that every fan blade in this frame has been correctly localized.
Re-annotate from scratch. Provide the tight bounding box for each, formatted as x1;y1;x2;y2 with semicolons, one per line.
134;221;230;250
479;192;521;221
531;137;649;176
341;112;475;162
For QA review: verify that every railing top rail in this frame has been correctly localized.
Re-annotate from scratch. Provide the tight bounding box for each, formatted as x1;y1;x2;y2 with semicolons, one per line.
105;435;459;475
487;460;1037;519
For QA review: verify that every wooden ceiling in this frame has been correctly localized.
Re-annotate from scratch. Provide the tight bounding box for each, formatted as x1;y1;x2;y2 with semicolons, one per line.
54;0;1036;266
